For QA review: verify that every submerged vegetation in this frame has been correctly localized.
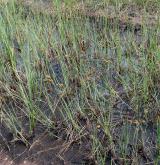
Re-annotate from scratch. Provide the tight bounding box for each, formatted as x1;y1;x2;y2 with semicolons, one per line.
0;0;160;164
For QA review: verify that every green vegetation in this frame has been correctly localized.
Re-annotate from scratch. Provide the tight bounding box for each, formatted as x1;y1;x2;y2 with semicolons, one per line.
0;0;160;164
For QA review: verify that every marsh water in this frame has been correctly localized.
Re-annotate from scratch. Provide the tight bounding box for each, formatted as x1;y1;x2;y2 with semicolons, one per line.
0;4;159;165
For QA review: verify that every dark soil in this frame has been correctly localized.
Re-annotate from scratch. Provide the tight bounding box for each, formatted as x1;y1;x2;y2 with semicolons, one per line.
0;121;93;165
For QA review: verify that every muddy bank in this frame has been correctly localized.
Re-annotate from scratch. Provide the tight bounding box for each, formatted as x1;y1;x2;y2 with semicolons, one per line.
0;121;94;165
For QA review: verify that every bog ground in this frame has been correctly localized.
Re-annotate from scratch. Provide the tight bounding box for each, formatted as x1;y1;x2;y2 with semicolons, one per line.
0;0;160;164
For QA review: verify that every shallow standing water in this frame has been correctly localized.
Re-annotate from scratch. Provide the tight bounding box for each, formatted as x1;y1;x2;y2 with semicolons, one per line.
0;1;160;164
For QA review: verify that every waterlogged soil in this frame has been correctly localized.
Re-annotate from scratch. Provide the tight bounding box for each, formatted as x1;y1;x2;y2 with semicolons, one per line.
0;123;93;165
0;2;160;165
0;113;158;164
